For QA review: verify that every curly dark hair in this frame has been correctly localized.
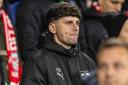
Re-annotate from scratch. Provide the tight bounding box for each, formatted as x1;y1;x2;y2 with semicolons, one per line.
45;2;81;25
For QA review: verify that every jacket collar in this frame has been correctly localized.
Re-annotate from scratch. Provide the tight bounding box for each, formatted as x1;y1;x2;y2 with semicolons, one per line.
40;32;80;58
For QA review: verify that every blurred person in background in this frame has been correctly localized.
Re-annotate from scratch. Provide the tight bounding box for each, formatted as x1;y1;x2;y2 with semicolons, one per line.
97;38;128;85
99;0;124;13
79;0;125;62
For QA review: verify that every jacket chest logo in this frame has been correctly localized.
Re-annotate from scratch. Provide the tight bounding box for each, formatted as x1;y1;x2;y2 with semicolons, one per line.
56;67;64;80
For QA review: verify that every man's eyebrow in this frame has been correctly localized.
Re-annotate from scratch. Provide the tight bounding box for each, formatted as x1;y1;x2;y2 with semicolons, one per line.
111;0;124;3
111;0;119;3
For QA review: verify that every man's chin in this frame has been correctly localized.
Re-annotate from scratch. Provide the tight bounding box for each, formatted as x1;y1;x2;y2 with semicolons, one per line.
67;41;77;46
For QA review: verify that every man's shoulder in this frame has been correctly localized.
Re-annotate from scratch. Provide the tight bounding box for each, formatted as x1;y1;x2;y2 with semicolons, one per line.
25;48;51;68
31;48;54;61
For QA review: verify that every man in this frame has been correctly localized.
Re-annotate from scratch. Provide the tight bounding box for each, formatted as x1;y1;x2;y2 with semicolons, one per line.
97;38;128;85
20;2;95;85
79;0;125;61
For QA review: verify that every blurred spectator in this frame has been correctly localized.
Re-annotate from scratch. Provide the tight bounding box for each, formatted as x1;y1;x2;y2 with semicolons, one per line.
79;0;125;62
98;0;124;13
97;38;128;85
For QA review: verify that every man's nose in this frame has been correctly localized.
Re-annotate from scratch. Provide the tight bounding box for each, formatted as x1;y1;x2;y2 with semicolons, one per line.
72;23;79;31
106;67;115;79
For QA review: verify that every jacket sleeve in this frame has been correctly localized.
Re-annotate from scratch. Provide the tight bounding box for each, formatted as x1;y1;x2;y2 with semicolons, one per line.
20;56;47;85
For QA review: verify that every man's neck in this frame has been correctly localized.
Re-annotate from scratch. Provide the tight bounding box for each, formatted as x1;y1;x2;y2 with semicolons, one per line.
54;36;71;49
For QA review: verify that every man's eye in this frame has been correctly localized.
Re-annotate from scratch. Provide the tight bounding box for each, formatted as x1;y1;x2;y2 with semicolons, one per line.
97;64;107;70
111;1;120;4
114;63;124;70
65;21;72;24
76;21;80;25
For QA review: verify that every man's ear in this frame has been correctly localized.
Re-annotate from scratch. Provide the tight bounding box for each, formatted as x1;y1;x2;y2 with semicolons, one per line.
49;23;56;34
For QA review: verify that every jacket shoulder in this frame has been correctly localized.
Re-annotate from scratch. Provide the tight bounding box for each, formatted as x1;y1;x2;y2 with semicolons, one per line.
31;48;51;60
21;49;48;85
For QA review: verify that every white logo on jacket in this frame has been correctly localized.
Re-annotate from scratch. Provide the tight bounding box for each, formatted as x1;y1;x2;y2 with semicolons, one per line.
56;68;64;80
80;70;90;79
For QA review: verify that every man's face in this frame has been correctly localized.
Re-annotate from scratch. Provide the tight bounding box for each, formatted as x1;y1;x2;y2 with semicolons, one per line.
99;0;125;13
97;46;128;85
49;16;80;49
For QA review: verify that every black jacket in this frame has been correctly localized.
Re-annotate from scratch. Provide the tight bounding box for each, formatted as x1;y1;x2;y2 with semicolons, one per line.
20;33;96;85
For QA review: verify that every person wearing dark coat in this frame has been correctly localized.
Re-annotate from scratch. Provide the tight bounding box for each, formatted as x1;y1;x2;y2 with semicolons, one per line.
20;2;95;85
